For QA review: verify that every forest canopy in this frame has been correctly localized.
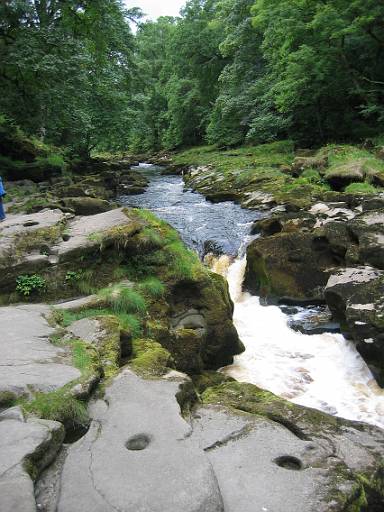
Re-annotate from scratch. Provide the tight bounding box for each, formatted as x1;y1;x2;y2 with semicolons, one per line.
1;0;383;155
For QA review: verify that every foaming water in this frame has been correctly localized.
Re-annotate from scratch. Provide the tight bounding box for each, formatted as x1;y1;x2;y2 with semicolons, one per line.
121;164;384;429
218;256;384;428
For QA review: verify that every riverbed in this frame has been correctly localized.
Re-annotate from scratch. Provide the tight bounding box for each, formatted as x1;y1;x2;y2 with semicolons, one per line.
120;164;384;428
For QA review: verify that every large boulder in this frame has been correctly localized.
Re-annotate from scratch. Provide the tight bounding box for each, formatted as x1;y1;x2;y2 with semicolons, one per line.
166;272;243;372
0;412;64;512
291;154;328;176
324;267;384;384
60;197;112;215
348;209;384;269
244;231;338;303
325;162;365;190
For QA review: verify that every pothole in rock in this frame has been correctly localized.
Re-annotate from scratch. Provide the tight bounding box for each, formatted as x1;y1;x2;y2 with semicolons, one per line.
23;221;39;227
274;455;303;471
126;434;151;451
62;233;71;241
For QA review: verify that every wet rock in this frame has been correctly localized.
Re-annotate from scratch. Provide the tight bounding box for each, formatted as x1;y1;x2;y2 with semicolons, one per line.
60;197;112;215
166;273;244;372
118;170;149;195
362;194;384;212
244;231;338;302
0;304;81;402
288;306;340;335
0;416;64;512
251;212;316;236
349;209;384;269
57;369;224;512
325;267;384;384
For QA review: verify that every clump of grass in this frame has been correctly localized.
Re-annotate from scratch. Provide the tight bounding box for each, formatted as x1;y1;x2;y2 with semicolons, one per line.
61;308;143;339
165;239;201;280
20;389;89;427
139;277;166;298
344;182;378;194
71;340;94;372
117;313;143;338
99;285;147;315
172;141;294;172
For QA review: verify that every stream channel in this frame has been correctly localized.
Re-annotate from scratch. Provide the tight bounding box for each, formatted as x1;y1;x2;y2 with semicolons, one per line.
120;163;384;428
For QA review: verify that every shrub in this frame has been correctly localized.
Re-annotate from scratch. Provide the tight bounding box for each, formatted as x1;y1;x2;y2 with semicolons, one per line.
16;274;46;296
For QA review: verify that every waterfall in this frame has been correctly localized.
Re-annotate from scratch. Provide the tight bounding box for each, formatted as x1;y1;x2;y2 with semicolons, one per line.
214;255;384;428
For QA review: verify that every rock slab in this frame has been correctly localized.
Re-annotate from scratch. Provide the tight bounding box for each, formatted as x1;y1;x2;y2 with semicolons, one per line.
57;370;223;512
0;304;80;400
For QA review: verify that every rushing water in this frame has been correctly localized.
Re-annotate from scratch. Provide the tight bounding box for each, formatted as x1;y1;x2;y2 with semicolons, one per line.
120;164;384;428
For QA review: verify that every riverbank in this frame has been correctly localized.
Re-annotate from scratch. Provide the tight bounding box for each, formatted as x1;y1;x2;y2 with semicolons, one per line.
1;150;384;510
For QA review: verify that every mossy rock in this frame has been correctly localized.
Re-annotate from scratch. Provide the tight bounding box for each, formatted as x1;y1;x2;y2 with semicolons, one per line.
61;197;112;215
244;231;339;303
130;339;172;377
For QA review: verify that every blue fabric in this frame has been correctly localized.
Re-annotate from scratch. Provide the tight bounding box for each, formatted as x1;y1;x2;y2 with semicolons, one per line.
0;199;5;220
0;177;5;197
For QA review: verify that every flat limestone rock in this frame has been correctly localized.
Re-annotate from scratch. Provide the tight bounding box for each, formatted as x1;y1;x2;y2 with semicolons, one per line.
190;405;384;512
66;318;106;345
53;208;133;260
0;304;81;399
57;369;223;512
0;209;66;259
54;295;99;311
0;416;64;512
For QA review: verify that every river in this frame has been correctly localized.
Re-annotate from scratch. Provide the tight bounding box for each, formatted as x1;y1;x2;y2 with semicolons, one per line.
120;164;384;428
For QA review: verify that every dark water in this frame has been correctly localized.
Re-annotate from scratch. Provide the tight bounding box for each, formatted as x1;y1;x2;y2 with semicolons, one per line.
119;164;261;257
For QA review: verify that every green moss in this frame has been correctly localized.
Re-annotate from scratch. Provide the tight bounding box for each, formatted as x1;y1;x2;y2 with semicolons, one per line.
173;141;294;172
245;250;271;296
19;389;89;427
93;315;121;379
192;371;235;394
71;339;97;373
14;224;65;256
200;381;340;438
344;182;378;194
130;339;172;377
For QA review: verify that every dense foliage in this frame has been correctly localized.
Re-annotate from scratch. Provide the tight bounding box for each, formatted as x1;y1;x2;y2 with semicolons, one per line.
1;0;383;154
0;0;140;156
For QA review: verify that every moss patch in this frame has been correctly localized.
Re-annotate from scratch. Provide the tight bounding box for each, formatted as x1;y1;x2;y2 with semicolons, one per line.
130;339;172;377
19;389;89;429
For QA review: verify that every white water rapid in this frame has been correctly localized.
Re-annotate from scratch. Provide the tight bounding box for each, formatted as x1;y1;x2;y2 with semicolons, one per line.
214;255;384;429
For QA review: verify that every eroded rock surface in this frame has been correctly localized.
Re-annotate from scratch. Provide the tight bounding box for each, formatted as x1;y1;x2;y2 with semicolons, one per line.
0;411;63;512
57;370;223;512
325;267;384;384
0;304;80;402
